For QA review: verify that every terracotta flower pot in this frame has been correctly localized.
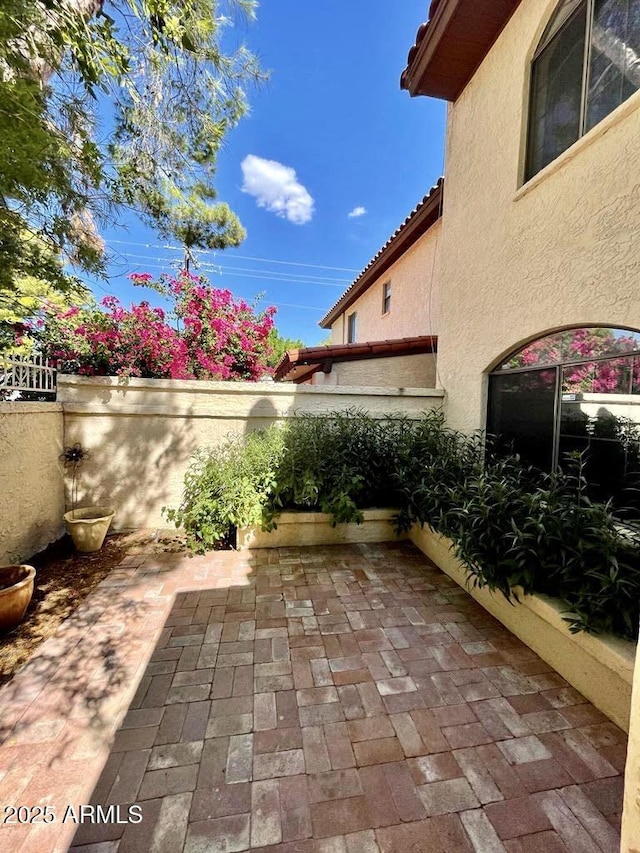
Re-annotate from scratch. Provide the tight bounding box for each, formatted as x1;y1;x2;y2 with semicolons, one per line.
0;565;36;630
63;506;115;553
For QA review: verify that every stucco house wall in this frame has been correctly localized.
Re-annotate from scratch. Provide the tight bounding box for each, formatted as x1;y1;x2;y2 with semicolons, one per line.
310;352;437;388
330;221;441;345
436;0;640;434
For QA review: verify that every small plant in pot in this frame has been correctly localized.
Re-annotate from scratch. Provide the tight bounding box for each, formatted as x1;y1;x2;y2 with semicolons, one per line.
62;444;115;553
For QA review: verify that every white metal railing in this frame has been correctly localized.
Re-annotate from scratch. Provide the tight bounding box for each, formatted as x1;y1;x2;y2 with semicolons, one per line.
0;353;57;398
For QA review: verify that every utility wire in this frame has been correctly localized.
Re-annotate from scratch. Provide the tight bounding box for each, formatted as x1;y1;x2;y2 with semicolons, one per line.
106;239;361;273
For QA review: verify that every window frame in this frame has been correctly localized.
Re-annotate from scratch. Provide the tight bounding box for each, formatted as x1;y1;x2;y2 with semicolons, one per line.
382;281;391;316
487;327;640;514
525;0;640;182
347;312;357;344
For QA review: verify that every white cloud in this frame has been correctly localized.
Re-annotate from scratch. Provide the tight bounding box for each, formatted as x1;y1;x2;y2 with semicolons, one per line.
241;155;314;225
348;206;367;219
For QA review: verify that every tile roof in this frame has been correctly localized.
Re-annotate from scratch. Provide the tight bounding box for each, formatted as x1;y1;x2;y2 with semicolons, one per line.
319;179;443;329
274;334;438;383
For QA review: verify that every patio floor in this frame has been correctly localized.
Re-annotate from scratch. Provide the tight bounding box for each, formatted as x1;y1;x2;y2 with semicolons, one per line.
0;541;627;853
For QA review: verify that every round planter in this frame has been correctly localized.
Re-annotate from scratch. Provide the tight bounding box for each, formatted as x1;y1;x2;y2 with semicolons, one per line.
0;565;36;630
63;506;115;553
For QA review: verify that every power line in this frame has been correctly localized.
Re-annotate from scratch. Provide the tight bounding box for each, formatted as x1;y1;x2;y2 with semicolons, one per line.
111;251;351;284
106;239;361;273
118;259;346;289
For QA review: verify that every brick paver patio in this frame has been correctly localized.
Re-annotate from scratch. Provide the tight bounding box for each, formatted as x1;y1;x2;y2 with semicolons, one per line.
0;542;627;852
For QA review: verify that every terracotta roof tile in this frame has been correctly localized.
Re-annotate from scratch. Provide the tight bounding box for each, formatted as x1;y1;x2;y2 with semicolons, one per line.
319;179;443;329
274;335;438;383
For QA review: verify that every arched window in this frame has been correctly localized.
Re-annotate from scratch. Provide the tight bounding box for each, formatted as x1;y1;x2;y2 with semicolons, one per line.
526;0;640;180
487;327;640;517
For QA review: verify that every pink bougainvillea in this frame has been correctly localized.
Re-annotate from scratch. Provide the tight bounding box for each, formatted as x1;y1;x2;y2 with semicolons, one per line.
37;270;276;381
506;328;640;393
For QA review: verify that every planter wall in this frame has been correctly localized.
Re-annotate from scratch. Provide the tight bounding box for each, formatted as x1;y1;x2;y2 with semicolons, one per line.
409;525;636;733
237;509;408;550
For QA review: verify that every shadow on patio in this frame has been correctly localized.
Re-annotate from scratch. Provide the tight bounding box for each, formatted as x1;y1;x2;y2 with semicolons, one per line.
0;540;623;852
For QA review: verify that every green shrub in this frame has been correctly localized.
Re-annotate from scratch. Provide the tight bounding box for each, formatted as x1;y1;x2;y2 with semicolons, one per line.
265;410;414;525
164;426;285;553
167;408;640;639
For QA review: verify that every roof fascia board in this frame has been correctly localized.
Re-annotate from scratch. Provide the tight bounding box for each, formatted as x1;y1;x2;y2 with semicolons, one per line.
403;0;462;97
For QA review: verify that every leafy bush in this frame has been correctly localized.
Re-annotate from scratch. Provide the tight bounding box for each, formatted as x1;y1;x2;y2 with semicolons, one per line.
164;427;285;553
167;408;640;639
265;411;416;525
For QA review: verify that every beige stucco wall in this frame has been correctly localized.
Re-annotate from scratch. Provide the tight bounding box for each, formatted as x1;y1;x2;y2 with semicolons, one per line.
59;375;444;530
0;403;65;565
311;353;437;388
436;0;640;433
330;220;441;345
622;632;640;852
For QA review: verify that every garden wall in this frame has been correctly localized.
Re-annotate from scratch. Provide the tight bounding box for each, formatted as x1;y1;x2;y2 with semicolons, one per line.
0;402;65;565
58;375;444;530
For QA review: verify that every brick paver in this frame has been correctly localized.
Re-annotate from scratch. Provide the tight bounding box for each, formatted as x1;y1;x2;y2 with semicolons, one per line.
0;542;627;852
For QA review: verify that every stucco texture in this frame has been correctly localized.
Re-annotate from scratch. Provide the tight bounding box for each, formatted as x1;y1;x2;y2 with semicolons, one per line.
59;376;444;530
437;0;640;433
624;637;640;851
330;221;441;345
0;403;65;565
311;353;437;388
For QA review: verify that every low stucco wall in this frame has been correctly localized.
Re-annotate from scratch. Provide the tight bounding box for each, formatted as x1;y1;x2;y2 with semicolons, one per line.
409;526;636;733
0;402;65;565
58;375;444;530
622;636;640;851
238;509;408;549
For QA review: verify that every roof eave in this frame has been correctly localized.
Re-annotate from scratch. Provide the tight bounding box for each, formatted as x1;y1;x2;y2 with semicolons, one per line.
401;0;523;102
319;182;443;329
274;335;438;382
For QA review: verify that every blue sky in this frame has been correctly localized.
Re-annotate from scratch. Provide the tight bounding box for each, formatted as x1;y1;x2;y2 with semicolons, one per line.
99;1;446;346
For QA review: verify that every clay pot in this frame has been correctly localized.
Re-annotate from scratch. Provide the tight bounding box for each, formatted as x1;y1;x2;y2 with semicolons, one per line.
0;565;36;630
63;506;115;553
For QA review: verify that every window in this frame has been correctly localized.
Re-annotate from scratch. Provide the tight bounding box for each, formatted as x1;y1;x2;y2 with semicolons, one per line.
488;327;640;519
347;312;357;343
526;0;640;180
382;281;391;315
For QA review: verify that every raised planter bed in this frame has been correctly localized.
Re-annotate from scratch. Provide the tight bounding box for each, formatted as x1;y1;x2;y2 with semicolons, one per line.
237;508;408;550
238;509;636;731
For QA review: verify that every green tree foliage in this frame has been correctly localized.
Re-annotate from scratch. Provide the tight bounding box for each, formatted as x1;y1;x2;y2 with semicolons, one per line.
0;232;89;351
0;0;261;297
265;329;305;368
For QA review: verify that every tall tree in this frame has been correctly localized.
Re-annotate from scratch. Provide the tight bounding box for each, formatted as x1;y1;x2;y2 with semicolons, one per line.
0;0;261;297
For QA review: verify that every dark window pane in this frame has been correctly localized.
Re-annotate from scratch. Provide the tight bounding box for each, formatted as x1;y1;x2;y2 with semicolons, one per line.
487;368;557;470
527;5;587;178
586;0;640;130
559;363;640;517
